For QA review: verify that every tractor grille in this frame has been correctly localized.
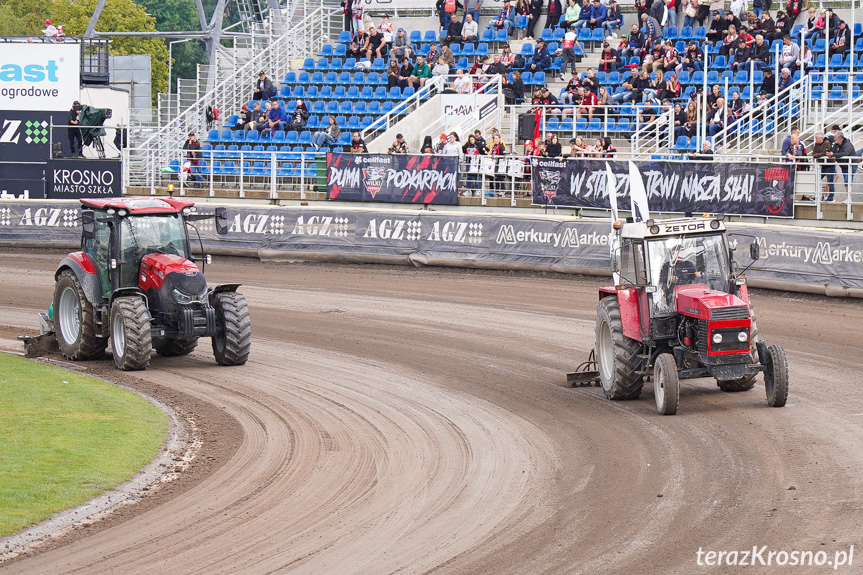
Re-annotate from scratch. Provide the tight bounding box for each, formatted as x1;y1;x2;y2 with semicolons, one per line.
710;306;750;321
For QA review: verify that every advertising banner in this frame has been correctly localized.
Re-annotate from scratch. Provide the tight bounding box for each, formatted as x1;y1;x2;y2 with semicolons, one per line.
0;163;46;199
327;153;459;204
0;111;68;163
47;158;122;199
0;43;81;112
531;159;795;217
0;201;860;292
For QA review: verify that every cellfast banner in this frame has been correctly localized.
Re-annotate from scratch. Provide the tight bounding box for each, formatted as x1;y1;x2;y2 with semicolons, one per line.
0;44;81;112
1;201;860;293
326;153;459;204
531;159;795;217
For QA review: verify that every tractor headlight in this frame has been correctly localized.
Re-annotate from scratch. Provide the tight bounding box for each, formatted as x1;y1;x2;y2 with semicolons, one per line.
172;288;193;304
738;331;748;342
712;333;723;344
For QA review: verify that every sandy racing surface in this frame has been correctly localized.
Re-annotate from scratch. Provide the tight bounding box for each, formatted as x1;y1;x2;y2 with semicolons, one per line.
1;249;862;574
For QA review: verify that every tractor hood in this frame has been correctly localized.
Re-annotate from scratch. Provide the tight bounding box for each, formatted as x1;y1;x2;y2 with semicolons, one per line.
675;286;750;321
139;253;200;291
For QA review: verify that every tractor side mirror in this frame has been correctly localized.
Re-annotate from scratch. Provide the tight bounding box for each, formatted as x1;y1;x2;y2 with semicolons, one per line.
214;207;229;235
81;210;95;239
749;242;760;261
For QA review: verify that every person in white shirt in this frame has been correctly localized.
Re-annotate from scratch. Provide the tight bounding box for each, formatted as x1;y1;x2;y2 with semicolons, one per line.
454;69;473;93
43;19;58;37
442;133;463;156
432;57;451;77
461;13;479;42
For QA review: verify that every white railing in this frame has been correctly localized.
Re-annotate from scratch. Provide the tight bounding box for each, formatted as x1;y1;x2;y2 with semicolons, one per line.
359;76;447;143
419;75;503;144
124;4;342;192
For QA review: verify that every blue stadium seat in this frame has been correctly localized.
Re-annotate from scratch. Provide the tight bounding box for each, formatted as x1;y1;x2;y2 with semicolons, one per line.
388;86;402;99
368;101;382;114
462;43;475;57
205;129;219;142
829;85;844;100
545;117;560;130
514;15;528;34
306;116;320;129
337;71;351;85
299;131;312;145
371;58;385;71
315;58;328;70
664;27;678;40
339;101;353;114
224;115;239;129
297;72;311;84
477;42;489;56
553;28;565;41
343;58;356;70
533;71;546;85
278;85;291;98
495;29;508;42
300;57;314;70
381;101;394;113
373;86;388;100
578;28;591;42
481;28;494;43
333;86;347;99
455;57;469;69
334;44;347;57
616;118;630;133
423;30;437;42
402;86;416;98
540;28;553;42
326;100;339;114
353;101;367;114
679;26;693;40
521;71;532;85
245;130;259;144
212;144;227;158
359;86;374;100
410;30;422;43
218;129;233;142
706;70;719;83
338;30;352;43
231;130;245;143
450;43;462;56
319;85;332;99
346;116;361;130
812;38;826;53
292;85;305;99
278;162;293;177
575;118;588;131
346;86;360;99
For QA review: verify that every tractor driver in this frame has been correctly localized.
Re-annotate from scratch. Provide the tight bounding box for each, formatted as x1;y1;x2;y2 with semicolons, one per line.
664;255;705;285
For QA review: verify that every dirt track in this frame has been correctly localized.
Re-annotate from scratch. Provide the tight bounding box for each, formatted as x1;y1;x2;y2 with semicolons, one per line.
1;250;862;574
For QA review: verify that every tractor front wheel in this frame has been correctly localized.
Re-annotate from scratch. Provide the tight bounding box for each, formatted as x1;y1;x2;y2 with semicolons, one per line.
54;269;107;360
764;344;789;407
654;353;680;415
212;292;251;366
110;296;153;371
595;296;643;400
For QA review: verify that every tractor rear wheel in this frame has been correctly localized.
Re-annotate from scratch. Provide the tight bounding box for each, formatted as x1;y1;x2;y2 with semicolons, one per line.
110;296;153;371
595;296;643;400
212;292;251;366
765;344;789;407
155;337;199;357
654;353;680;415
54;269;107;360
717;311;760;392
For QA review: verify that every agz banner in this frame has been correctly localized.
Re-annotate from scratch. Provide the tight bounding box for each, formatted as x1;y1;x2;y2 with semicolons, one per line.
327;153;459;205
531;159;795;217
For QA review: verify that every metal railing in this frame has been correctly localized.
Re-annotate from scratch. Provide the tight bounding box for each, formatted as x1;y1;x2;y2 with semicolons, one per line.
418;74;503;144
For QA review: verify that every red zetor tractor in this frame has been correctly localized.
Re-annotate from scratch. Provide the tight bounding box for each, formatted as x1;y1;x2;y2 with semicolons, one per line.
46;197;250;371
575;216;788;415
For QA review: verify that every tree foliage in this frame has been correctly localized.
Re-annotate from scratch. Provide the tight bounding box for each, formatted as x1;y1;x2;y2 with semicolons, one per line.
50;0;170;101
0;0;54;37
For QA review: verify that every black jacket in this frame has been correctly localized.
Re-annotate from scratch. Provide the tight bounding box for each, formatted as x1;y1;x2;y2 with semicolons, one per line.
832;139;857;163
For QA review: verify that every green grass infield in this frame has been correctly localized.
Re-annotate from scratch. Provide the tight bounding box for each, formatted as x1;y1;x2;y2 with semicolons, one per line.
0;353;169;537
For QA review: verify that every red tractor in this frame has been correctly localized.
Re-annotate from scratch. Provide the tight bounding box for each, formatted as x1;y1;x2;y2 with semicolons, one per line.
571;216;789;415
45;197;250;371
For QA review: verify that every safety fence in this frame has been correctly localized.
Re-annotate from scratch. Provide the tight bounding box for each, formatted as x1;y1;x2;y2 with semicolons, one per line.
1;200;861;297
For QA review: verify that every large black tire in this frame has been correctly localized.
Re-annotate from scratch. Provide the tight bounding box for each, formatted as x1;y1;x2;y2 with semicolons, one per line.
717;311;760;392
53;269;107;360
154;337;199;357
595;296;644;400
110;296;153;371
765;344;789;408
212;292;251;366
654;353;680;415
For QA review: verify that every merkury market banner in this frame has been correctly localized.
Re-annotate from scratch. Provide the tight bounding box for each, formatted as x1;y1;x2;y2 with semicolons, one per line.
0;201;860;292
326;153;459;204
531;159;795;217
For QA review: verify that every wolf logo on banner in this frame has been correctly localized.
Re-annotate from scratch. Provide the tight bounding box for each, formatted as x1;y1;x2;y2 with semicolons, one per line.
538;169;562;202
363;167;387;198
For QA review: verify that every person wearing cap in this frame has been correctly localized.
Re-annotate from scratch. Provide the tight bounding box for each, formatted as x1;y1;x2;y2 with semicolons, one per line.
603;0;623;37
598;41;618;72
560;0;581;30
68;101;83;158
391;28;412;60
439;42;456;67
461;13;479;42
388;133;409;154
435;133;449;154
528;39;551;71
253;71;276;101
286;100;309;132
183;131;202;165
235;103;253;131
487;0;515;36
678;39;704;72
43;19;58;37
266;100;289;136
575;0;607;29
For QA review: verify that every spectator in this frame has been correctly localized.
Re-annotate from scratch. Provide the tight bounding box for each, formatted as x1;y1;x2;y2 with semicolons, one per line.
364;27;386;60
559;25;581;79
529;39;552;72
435;133;449;153
709;0;724;18
465;0;483;28
785;0;806;20
578;0;608;29
462;134;486;193
769;10;791;41
421;136;435;153
349;132;368;153
501;45;516;67
797;43;813;70
682;0;700;27
266;100;288;135
392;29;412;61
351;0;364;33
461;13;479;41
349;28;367;59
648;0;667;27
386;58;402;88
591;137;605;156
825;8;841;32
443;132;463;156
388;133;409;154
234;104;253;131
825;130;857;200
581;67;600;94
610;68;638;108
570;135;590;155
43;19;58;37
432;57;450;77
488;0;517;36
341;0;353;33
488;133;507;193
745;34;771;70
561;0;582;28
525;0;543;39
689;140;714;161
251;102;271;131
678;40;704;72
545;0;562;29
68;101;83;158
503;70;525;103
378;14;394;42
672;101;688;138
253;71;276;100
440;42;456;67
718;24;739;57
760;67;775;94
783;136;806;169
546;133;562;156
286;100;309;132
777;66;792;91
729;37;751;72
598;41;619;72
663;73;682;99
810;132;834;197
437;0;464;29
183;131;202;166
825;124;841;143
803;7;824;40
604;1;623;37
641;13;663;42
455;69;473;93
830;20;851;55
602;136;617;157
486;54;509;75
409;56;432;87
445;13;464;43
311;115;341;150
575;85;598;120
474;129;488;148
778;35;799;71
706;12;727;42
780;126;800;156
